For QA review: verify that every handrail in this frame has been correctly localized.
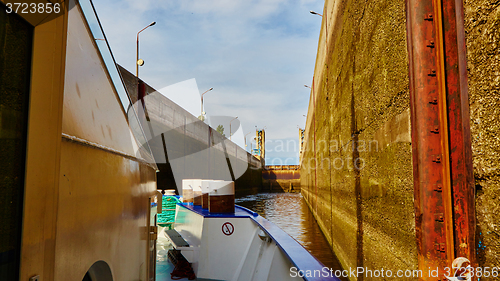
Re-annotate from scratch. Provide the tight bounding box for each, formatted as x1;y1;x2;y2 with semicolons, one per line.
234;205;259;217
250;215;337;281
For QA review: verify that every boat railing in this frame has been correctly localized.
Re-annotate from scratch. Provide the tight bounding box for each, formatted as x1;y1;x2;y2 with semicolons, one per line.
234;205;259;217
173;202;339;281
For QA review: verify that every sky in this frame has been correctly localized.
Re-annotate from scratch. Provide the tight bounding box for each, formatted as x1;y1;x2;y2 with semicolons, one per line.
92;0;324;165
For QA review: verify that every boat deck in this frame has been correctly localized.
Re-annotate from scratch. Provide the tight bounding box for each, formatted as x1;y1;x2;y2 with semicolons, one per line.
156;227;198;281
156;258;175;281
154;205;258;281
156;242;222;281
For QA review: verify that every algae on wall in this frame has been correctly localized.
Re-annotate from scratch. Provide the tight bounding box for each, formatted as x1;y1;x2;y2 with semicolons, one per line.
300;0;418;279
302;0;500;279
464;0;500;277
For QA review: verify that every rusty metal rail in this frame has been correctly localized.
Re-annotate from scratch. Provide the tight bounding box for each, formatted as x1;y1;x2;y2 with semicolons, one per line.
440;0;476;262
406;0;475;279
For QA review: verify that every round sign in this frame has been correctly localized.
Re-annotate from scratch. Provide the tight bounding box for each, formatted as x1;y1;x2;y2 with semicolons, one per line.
222;222;234;236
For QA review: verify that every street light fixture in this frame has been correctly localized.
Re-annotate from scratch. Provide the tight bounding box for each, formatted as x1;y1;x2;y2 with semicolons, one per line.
230;117;238;140
136;21;156;77
308;9;325;192
310;10;323;17
244;132;252;148
200;87;214;119
304;84;312;89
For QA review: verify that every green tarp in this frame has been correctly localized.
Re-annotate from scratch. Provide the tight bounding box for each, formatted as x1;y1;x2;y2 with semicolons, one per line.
157;196;180;228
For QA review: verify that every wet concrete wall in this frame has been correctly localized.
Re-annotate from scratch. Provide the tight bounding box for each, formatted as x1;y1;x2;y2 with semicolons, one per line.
302;0;500;279
300;0;418;279
464;0;500;274
119;66;262;195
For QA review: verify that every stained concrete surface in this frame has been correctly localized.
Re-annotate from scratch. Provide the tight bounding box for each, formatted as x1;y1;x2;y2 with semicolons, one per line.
302;0;500;279
300;0;417;279
464;0;500;277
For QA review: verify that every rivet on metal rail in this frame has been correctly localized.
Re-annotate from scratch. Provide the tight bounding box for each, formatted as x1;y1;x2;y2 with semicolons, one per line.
424;13;434;21
440;244;446;252
432;155;442;163
434;213;444;222
434;243;446;253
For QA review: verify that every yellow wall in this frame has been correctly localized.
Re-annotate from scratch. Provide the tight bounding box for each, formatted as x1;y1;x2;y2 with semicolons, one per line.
0;1;158;280
301;0;417;279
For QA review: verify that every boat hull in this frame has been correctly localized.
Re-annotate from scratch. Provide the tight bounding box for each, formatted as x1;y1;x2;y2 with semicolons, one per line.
167;203;335;281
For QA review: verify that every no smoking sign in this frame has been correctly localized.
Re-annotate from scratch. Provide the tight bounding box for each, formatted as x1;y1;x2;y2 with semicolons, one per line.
222;222;234;236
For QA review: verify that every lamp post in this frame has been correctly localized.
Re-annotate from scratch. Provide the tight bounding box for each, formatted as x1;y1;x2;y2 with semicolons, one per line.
251;136;257;154
136;21;156;77
310;9;327;52
230;117;238;140
308;7;325;206
309;10;323;17
200;87;214;120
244;132;252;150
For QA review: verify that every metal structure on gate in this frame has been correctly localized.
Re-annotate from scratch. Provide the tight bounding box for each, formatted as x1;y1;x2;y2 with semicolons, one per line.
299;128;305;160
254;129;266;161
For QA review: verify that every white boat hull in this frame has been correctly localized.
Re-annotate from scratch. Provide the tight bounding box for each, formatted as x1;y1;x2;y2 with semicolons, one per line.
163;203;333;281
